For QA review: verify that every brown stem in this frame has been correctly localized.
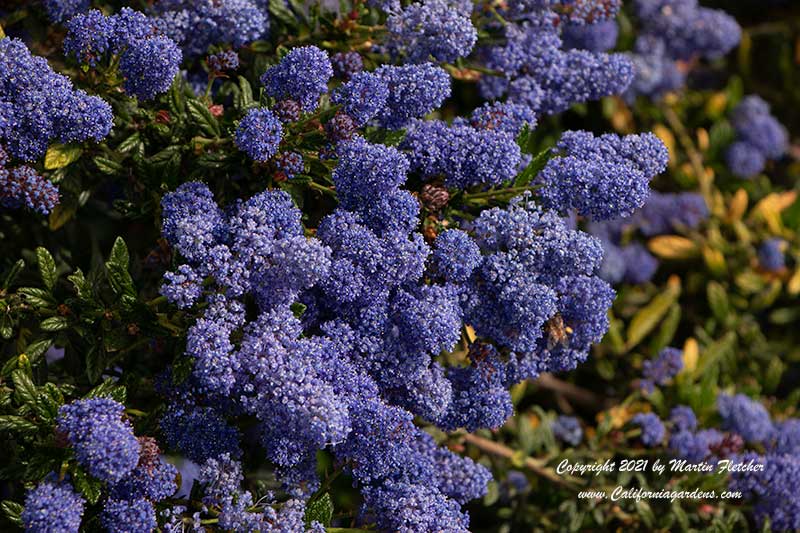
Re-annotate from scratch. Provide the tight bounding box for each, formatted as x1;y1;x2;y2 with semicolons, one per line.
461;433;584;490
534;373;608;410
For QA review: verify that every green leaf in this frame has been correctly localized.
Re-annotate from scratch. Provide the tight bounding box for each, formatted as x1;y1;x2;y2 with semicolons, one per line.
94;156;125;175
106;262;136;298
168;75;186;116
648;303;681;354
513;148;551;187
72;468;103;504
304;492;333;527
109;237;130;269
692;332;737;380
44;144;83;170
36;247;57;292
117;132;143;153
0;415;38;434
40;316;68;332
635;501;655;529
68;268;92;300
186;99;221;137
17;287;55;308
626;283;681;350
707;282;729;323
23;339;53;363
11;370;37;404
291;302;307;318
85;378;127;404
269;0;299;27
2;259;25;289
236;76;255;109
1;500;24;525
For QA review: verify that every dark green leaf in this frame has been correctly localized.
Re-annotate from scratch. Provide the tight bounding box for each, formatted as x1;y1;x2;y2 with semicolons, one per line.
2;259;25;289
106;262;136;299
72;468;103;504
186;99;221;137
1;500;24;525
236;76;255;109
18;287;55;308
36;248;57;292
68;268;93;300
85;378;127;404
305;492;333;527
94;156;125;175
513;148;551;187
40;316;68;332
109;237;130;270
11;370;37;405
269;0;299;28
23;339;53;363
0;415;38;435
117;132;143;153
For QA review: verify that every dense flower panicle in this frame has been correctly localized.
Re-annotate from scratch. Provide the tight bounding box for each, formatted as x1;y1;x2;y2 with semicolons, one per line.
120;36;183;100
160;181;226;262
0;38;112;162
58;399;140;484
669;428;723;462
110;456;178;501
361;482;470;533
160;264;203;309
102;498;157;533
63;10;118;66
634;0;741;61
207;50;240;73
469;101;537;137
729;453;800;532
536;131;668;220
402;119;522;188
151;0;269;58
717;393;774;444
374;63;452;129
726;95;788;178
773;419;800;455
758;238;785;272
640;346;683;392
431;229;482;283
624;35;685;101
160;403;241;463
332;136;410;210
331;51;364;79
331;72;390;126
235;107;284;162
562;19;619;52
275;151;305;179
261;46;333;112
386;0;478;64
44;0;89;23
21;480;85;533
0;167;60;214
632;413;665;447
619;243;659;284
670;405;698;432
632;191;708;236
552;415;583;445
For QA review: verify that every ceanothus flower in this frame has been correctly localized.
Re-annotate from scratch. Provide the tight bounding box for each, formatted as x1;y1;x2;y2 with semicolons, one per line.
102;498;157;533
632;413;665;447
21;479;85;533
670;405;698;432
758;238;785;272
0;167;60;214
717;393;774;444
431;229;482;283
562;19;619;52
331;71;389;126
536;130;668;220
552;415;583;446
235;107;284;162
261;46;333;112
640;346;683;392
386;0;477;64
44;0;89;23
374;63;451;129
120;36;182;100
160;403;242;464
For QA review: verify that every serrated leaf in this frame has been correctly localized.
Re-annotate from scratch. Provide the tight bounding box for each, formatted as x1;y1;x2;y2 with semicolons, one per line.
305;492;333;527
1;500;23;525
40;316;68;332
44;144;83;170
23;339;53;363
117;132;143;153
0;415;37;434
514;148;551;187
12;370;37;404
72;468;103;504
85;378;127;403
269;0;299;27
68;268;93;300
36;248;57;292
3;259;24;289
106;262;135;299
109;237;130;269
236;76;255;109
186;99;221;137
94;156;125;175
18;287;55;308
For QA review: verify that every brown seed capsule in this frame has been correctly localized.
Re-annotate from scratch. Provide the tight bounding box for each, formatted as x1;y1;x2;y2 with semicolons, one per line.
420;183;450;212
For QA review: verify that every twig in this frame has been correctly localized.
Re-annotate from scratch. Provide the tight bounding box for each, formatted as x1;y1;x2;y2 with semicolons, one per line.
461;433;584;489
535;373;609;410
660;104;711;199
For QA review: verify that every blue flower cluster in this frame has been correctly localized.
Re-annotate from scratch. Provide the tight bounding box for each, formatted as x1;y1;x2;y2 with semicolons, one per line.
21;479;85;533
63;8;182;100
0;38;112;162
261;46;333;112
44;0;89;23
758;238;785;272
235;107;284;162
52;398;177;532
150;0;269;58
562;19;619;52
552;415;583;446
207;50;240;73
627;0;740;99
640;346;683;392
478;5;633;115
632;412;665;447
717;393;774;444
386;0;477;64
0;164;60;214
536;130;669;220
725;95;788;178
